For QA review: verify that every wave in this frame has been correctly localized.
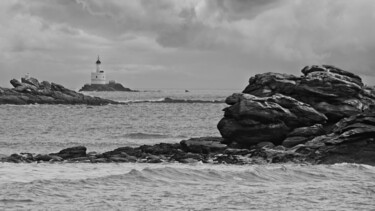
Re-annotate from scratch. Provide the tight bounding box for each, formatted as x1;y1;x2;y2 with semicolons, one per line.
120;97;224;104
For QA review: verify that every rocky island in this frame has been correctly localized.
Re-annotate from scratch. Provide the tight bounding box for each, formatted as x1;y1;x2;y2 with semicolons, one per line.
0;76;119;105
79;82;135;92
1;65;375;165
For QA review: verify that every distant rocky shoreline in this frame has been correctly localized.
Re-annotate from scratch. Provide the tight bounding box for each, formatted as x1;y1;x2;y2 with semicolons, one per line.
79;83;135;92
1;65;375;165
0;77;121;105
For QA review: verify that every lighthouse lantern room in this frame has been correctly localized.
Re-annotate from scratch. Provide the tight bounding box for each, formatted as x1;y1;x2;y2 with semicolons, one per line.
91;56;106;84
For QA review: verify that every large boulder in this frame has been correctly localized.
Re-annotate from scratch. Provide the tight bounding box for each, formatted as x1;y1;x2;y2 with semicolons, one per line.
243;65;375;122
218;93;327;146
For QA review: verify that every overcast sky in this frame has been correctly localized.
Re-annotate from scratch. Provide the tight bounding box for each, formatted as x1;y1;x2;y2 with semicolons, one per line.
1;0;375;90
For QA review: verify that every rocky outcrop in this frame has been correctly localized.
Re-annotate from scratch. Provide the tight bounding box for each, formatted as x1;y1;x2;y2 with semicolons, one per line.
0;77;120;105
242;65;375;121
219;65;375;148
304;112;375;165
79;83;134;92
218;93;327;146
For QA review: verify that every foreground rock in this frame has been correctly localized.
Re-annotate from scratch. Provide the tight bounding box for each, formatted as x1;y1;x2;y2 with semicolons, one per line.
79;83;135;92
0;77;120;105
218;93;327;146
219;65;375;148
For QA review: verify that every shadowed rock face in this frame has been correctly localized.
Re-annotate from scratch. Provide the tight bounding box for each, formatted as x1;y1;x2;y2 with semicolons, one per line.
219;65;375;148
0;77;120;105
218;93;327;146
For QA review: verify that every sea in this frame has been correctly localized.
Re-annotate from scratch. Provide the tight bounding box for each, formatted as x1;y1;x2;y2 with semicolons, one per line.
0;90;374;210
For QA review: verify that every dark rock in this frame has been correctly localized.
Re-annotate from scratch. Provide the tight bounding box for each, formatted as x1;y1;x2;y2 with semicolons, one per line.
180;137;227;154
10;79;23;88
257;142;275;148
139;143;181;155
282;137;309;148
287;124;326;137
22;77;40;88
282;124;327;148
34;154;54;162
79;83;134;92
54;146;87;159
303;112;375;165
218;93;326;147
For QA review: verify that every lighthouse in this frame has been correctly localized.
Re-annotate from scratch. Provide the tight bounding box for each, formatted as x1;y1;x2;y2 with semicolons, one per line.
91;56;106;84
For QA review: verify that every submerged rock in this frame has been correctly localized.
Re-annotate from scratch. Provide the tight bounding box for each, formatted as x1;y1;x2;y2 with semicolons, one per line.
0;77;120;105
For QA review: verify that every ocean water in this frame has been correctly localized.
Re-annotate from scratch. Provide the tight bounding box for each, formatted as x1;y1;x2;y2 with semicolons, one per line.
1;90;375;210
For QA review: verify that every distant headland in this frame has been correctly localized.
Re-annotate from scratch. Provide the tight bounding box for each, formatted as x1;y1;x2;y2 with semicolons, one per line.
79;56;135;92
0;74;121;105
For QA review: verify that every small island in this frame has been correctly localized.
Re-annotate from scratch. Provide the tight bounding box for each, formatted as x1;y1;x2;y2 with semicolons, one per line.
79;56;134;92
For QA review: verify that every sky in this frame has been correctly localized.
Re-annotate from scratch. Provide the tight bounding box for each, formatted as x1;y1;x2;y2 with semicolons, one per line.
1;0;375;90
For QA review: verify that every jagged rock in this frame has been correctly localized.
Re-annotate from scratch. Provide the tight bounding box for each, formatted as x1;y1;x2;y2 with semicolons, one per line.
0;78;120;105
22;77;40;88
218;93;327;146
304;112;375;165
180;137;227;154
10;79;23;88
242;65;375;121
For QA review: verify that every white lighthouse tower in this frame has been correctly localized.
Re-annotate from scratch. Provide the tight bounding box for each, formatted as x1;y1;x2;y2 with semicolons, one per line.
91;56;106;84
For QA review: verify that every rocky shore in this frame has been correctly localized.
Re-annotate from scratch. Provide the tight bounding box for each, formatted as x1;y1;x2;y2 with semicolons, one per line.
1;65;375;165
0;77;120;105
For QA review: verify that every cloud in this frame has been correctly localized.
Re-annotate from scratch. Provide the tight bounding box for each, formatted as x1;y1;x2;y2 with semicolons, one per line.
1;0;375;89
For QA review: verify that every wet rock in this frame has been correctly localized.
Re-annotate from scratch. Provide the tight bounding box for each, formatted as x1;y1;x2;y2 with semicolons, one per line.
34;154;54;162
53;146;87;159
180;137;227;154
139;143;181;155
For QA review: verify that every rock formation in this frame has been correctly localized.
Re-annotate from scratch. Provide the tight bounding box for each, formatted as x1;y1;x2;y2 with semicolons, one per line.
219;65;375;148
79;83;134;92
0;77;120;105
79;83;136;92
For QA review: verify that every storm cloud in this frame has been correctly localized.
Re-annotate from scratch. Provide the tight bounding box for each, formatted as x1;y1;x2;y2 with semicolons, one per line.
1;0;375;89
